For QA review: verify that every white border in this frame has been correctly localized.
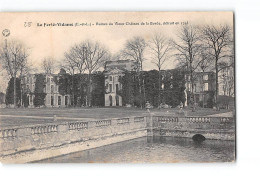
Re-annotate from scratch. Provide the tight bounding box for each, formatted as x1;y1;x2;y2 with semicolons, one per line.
1;0;260;176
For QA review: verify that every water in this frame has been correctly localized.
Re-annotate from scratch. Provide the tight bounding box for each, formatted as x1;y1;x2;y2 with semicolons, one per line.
36;137;235;163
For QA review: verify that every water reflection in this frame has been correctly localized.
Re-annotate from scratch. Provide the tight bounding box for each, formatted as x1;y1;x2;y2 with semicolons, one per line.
36;137;235;163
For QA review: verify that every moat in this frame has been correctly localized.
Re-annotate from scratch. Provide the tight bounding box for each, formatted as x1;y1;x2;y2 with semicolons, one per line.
36;136;235;163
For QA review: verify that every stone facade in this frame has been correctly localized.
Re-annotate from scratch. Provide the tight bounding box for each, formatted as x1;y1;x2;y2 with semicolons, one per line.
151;116;235;140
185;72;216;107
21;74;70;108
218;67;234;97
104;60;137;106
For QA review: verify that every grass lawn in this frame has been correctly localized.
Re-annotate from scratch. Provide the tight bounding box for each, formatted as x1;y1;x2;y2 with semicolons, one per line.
0;107;232;128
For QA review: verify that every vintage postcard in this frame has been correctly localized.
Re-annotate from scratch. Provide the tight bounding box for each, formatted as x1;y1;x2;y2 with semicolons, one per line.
0;12;235;163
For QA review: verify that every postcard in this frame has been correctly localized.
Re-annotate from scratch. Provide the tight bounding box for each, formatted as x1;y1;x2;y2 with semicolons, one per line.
0;12;235;163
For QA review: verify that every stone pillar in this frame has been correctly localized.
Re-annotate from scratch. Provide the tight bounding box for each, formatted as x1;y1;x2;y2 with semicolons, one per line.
16;127;31;137
146;113;154;136
57;123;69;132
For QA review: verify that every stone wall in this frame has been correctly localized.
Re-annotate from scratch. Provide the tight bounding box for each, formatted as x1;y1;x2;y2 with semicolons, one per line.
150;116;235;140
0;115;235;163
0;116;147;163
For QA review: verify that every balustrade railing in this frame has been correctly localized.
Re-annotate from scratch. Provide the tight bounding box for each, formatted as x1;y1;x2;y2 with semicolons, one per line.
188;117;211;123
134;117;145;123
31;125;58;134
69;122;88;130
0;116;234;140
95;120;111;127
0;115;235;160
117;118;130;125
220;117;233;124
0;129;17;138
155;116;234;130
158;116;178;123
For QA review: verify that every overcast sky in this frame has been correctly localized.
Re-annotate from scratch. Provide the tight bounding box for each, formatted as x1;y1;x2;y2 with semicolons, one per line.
0;12;233;92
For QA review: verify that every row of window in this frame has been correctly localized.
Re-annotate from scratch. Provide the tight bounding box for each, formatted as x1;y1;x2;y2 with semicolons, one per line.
50;95;69;106
108;75;121;82
24;77;57;84
49;85;58;93
23;77;56;84
106;83;121;93
46;77;56;83
25;84;35;92
26;95;68;106
24;84;58;93
23;77;35;84
161;75;174;80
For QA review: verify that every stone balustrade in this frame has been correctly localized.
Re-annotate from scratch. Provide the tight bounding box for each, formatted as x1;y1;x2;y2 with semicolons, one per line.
31;125;58;134
220;117;233;123
154;116;234;129
134;117;145;123
158;116;178;123
188;117;211;123
69;122;88;130
117;118;130;124
95;120;112;127
0;115;235;163
152;115;235;140
0;129;18;138
0;117;147;160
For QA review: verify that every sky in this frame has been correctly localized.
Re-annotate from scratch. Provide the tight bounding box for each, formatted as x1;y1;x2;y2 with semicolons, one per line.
0;12;233;92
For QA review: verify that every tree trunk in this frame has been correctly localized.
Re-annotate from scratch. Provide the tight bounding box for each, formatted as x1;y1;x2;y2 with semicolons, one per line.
14;76;16;108
138;71;142;108
158;68;161;107
190;70;195;111
72;70;75;107
142;73;146;105
215;59;219;110
14;54;17;108
20;79;22;107
140;62;146;107
88;71;92;107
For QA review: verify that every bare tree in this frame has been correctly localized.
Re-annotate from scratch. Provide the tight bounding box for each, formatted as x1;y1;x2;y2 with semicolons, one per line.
201;24;233;108
60;55;77;75
171;25;203;109
110;52;122;61
65;40;109;107
64;42;89;106
0;40;30;107
83;41;109;107
122;36;147;107
42;57;56;74
64;44;88;74
198;49;213;72
122;36;146;71
59;55;78;106
148;33;173;106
